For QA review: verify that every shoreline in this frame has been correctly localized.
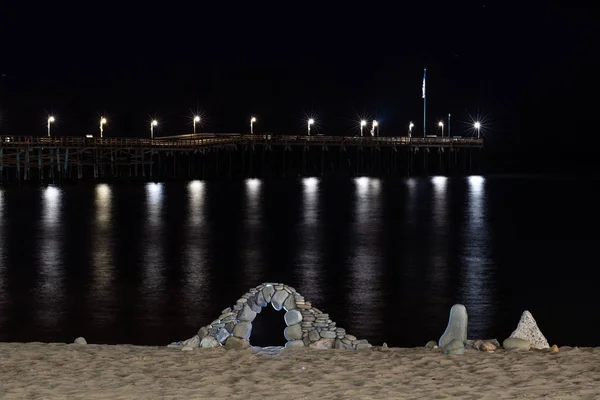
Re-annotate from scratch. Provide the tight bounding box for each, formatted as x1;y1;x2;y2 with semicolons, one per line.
1;342;599;399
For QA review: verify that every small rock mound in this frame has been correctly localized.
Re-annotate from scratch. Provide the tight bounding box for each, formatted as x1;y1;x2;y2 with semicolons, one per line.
74;337;87;345
509;310;549;350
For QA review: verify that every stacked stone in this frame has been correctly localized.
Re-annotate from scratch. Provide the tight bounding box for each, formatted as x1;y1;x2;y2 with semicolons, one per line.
176;282;371;351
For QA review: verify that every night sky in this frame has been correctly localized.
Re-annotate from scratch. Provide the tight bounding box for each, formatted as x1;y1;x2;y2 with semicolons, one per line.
1;2;597;170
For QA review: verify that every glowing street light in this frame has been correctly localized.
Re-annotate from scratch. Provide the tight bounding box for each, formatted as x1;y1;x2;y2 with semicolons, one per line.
100;117;107;138
47;116;55;137
438;121;444;137
372;120;379;137
360;120;367;137
151;120;158;139
409;121;414;137
193;116;200;134
250;116;256;134
474;121;481;138
307;118;314;136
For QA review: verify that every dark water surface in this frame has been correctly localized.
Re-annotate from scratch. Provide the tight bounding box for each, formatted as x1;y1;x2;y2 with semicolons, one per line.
0;176;599;347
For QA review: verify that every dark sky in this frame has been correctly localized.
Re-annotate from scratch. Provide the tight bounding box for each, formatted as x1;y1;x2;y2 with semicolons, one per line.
1;2;597;154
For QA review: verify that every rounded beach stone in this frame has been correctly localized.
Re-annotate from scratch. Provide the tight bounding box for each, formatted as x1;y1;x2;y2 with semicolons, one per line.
508;310;550;350
443;338;465;355
356;343;372;350
224;336;249;350
320;331;337;339
284;309;303;326
344;334;357;341
255;291;268;307
309;338;335;349
425;340;437;349
238;304;257;322
181;346;194;351
308;330;320;342
284;324;303;341
74;337;87;345
271;290;289;311
247;297;262;313
478;341;496;352
182;335;200;348
439;304;468;348
200;336;220;348
285;340;305;349
503;337;530;351
550;344;559;353
216;328;230;344
262;285;275;302
197;326;209;340
233;321;252;339
283;295;296;311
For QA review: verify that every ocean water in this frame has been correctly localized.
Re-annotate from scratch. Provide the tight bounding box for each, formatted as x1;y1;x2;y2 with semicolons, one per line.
0;176;598;347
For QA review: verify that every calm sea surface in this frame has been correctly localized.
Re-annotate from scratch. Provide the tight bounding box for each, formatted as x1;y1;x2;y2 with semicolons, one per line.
0;176;598;347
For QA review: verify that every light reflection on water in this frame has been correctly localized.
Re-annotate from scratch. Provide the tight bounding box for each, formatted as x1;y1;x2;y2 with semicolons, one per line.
242;178;264;281
348;177;384;335
37;185;64;330
460;176;493;335
296;177;322;303
430;176;449;286
141;183;165;315
183;180;209;327
92;184;115;325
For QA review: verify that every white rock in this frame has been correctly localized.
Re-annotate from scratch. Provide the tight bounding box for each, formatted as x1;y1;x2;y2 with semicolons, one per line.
181;346;194;351
74;337;87;345
439;304;468;348
509;310;549;350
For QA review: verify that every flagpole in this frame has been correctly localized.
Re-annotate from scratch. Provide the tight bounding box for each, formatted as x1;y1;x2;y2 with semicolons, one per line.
423;68;427;137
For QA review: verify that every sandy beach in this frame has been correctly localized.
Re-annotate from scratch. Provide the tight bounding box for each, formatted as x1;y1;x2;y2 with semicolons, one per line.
0;343;599;399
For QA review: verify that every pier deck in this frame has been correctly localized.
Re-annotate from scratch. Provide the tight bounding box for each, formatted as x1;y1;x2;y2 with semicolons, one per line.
0;134;483;182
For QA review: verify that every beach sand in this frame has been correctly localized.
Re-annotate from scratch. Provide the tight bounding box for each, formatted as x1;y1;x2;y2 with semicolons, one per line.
1;343;599;399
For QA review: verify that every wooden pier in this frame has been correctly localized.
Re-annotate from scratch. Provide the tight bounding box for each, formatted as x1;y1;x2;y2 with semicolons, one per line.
0;134;483;182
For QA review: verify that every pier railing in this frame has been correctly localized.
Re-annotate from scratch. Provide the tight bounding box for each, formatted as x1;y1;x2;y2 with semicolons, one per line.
0;134;483;148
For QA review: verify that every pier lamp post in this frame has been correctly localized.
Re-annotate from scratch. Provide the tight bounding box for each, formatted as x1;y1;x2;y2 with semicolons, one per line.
308;118;314;136
193;116;200;134
438;121;444;137
151;120;158;139
372;120;379;137
100;117;107;138
250;116;256;134
474;121;481;138
47;116;55;137
360;120;367;137
409;121;414;137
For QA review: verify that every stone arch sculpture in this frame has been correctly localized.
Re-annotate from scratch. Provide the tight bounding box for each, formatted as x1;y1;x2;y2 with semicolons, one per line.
172;282;371;350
